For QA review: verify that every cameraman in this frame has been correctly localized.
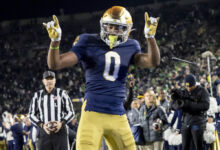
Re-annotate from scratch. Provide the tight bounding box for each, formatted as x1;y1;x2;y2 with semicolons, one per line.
171;74;210;150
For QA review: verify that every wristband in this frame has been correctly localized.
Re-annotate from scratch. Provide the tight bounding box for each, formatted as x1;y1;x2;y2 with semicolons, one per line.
50;46;59;50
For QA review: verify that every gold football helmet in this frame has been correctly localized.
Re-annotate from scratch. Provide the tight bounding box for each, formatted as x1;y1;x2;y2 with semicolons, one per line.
100;6;133;49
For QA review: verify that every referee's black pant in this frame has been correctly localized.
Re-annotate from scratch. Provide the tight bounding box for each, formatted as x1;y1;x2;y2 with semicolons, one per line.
36;126;69;150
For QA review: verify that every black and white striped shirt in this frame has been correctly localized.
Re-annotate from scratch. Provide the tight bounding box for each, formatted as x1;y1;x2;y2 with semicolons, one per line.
28;88;75;126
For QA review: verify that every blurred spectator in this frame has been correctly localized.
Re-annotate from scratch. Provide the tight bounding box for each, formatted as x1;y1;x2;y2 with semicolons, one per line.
127;99;141;126
68;118;78;150
23;116;37;150
158;89;170;114
139;89;168;150
10;116;24;150
0;120;6;150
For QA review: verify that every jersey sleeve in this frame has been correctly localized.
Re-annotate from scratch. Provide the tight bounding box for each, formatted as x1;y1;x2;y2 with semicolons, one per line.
69;34;88;61
134;40;142;53
130;39;141;65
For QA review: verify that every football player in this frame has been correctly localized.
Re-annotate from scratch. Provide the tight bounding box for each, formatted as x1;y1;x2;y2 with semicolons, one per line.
43;6;160;150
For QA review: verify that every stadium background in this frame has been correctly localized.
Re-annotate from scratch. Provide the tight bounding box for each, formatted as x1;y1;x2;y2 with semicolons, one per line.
0;0;219;120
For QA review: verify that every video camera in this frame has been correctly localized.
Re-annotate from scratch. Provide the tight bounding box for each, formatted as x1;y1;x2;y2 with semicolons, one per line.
170;89;190;110
171;89;186;101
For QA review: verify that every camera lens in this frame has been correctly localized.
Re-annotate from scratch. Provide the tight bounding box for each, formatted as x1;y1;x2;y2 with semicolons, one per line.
154;123;159;129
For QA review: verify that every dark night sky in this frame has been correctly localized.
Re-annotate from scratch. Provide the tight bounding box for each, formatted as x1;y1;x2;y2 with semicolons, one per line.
0;0;158;22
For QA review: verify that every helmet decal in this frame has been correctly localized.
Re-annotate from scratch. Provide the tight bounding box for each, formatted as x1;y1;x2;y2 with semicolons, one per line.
100;6;133;49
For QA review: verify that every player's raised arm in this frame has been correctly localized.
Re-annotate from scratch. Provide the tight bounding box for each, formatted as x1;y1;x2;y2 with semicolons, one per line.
43;15;78;70
134;12;160;68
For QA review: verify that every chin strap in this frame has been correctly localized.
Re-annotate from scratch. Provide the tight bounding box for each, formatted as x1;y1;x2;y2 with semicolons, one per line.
108;35;118;49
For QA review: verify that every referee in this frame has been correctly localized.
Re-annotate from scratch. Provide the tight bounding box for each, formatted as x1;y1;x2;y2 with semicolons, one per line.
28;71;75;150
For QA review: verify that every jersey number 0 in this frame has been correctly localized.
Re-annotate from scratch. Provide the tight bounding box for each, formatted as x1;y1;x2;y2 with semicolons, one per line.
103;51;121;81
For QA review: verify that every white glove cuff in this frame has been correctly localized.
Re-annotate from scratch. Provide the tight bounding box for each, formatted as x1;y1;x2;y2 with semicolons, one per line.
144;26;154;38
51;27;62;41
46;21;62;42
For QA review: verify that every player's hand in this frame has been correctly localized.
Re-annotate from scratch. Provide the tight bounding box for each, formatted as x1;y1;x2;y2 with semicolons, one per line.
43;123;51;134
144;12;160;38
2;122;6;128
54;121;62;133
43;15;62;41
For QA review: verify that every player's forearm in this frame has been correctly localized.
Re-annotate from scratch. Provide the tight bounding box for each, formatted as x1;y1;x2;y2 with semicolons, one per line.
47;41;61;70
147;38;160;67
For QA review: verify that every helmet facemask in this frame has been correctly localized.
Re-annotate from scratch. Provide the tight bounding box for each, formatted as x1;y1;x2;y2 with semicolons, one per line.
100;6;133;49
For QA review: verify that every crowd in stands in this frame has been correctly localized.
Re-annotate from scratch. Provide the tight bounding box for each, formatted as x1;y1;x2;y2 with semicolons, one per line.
0;0;219;119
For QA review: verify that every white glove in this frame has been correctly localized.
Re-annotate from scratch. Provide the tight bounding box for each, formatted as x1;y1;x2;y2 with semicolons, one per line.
144;12;160;38
43;15;62;41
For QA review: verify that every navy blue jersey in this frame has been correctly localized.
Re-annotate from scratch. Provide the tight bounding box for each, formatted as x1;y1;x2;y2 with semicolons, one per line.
0;122;5;140
70;34;141;115
11;122;24;150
